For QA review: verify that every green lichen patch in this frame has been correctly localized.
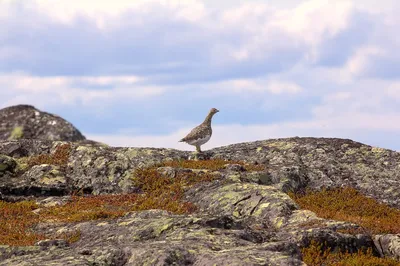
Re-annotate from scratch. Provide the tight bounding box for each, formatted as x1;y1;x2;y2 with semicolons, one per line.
302;240;399;266
290;187;400;234
9;126;24;140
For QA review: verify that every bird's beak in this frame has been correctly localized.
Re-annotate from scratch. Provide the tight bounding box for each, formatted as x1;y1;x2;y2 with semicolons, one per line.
216;109;220;112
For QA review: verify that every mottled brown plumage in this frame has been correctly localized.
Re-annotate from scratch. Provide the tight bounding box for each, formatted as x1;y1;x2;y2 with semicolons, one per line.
179;108;219;152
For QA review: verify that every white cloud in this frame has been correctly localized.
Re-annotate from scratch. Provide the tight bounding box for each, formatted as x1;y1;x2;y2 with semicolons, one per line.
0;73;143;91
385;82;400;101
213;79;303;95
266;80;303;94
0;73;164;108
343;46;386;78
268;0;354;63
11;0;206;28
271;0;353;42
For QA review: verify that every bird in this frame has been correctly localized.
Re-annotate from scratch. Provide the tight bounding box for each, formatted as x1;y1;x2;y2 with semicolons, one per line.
179;108;219;153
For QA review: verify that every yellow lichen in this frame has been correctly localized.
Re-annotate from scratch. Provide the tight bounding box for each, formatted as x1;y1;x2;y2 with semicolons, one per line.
9;126;24;140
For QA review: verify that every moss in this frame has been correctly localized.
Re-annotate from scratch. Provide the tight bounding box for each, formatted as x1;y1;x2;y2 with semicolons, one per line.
9;126;24;140
302;240;399;266
289;187;400;234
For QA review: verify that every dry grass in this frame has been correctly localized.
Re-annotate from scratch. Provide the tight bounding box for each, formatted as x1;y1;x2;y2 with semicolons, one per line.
160;159;265;171
302;240;400;266
290;187;400;234
28;144;71;167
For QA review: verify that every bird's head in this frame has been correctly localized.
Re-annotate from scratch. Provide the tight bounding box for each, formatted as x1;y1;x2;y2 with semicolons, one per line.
210;108;219;115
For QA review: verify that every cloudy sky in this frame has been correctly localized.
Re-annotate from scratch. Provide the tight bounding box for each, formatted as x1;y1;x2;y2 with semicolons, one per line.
1;0;400;151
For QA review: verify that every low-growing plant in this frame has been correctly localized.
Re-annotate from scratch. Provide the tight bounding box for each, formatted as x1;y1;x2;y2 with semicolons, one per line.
0;200;84;246
302;240;399;266
289;187;400;234
0;200;45;246
28;143;71;167
159;159;265;171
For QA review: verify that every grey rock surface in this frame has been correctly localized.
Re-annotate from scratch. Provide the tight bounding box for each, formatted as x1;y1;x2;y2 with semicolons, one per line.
374;234;400;260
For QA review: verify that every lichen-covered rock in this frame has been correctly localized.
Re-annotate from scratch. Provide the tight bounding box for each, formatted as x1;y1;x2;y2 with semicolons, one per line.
374;234;400;260
210;137;400;208
0;140;192;198
0;105;85;142
0;137;400;265
188;183;297;228
0;155;16;174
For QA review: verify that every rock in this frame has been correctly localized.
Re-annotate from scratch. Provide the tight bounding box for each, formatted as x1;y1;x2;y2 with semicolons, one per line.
0;164;68;198
0;155;16;174
374;234;400;260
157;166;177;178
0;105;85;142
35;239;69;248
210;137;400;208
224;164;246;172
36;196;71;208
188;182;297;228
270;165;309;193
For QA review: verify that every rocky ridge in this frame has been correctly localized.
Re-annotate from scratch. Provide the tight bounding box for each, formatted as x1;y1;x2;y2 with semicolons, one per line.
0;137;399;265
0;105;85;142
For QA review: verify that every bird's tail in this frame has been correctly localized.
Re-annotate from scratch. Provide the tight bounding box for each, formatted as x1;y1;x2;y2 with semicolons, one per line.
179;138;185;142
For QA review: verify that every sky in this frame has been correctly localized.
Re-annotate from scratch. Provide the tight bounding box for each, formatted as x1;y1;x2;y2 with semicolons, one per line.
1;0;400;151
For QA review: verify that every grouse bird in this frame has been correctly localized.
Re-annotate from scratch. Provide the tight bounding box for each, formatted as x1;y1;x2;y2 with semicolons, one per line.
179;108;219;152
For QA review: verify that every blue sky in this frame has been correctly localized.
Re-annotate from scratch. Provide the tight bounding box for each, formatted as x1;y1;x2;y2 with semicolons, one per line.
1;0;400;151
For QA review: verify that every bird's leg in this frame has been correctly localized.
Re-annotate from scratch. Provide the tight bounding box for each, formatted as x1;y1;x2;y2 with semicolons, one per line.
196;145;202;153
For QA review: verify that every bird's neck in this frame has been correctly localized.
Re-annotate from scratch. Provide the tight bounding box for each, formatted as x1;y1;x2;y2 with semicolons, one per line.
203;112;214;126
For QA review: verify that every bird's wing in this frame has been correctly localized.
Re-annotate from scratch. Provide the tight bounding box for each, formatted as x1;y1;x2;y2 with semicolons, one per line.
180;124;209;142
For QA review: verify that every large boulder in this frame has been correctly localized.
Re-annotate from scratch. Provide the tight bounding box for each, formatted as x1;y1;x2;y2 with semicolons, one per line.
0;105;85;142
